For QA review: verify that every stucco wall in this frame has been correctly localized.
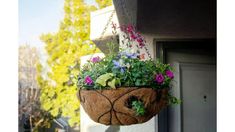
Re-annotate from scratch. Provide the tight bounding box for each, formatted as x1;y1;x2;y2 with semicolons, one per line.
90;6;119;40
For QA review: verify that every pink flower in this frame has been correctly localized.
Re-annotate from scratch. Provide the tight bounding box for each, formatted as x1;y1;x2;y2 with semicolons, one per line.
155;74;164;84
166;70;174;79
126;25;134;33
137;38;143;43
139;42;145;48
84;76;93;85
130;33;137;40
90;56;101;63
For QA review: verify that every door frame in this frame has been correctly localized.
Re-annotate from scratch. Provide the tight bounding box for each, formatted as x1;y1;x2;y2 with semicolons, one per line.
155;38;216;63
154;38;216;132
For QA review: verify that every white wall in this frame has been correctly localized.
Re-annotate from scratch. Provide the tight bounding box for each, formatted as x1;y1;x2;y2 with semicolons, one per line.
90;6;119;40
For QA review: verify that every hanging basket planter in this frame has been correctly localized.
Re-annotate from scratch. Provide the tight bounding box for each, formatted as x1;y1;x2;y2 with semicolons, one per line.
75;24;180;126
77;87;168;125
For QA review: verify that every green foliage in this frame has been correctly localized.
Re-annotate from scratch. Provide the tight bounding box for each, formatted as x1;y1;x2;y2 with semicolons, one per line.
96;73;114;87
37;0;112;126
95;0;112;8
168;93;182;105
95;73;120;89
77;23;180;105
132;101;145;116
78;50;174;90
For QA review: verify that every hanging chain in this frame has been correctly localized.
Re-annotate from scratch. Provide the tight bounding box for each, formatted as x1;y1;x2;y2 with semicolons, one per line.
98;10;115;40
91;2;152;60
88;9;116;60
116;0;152;59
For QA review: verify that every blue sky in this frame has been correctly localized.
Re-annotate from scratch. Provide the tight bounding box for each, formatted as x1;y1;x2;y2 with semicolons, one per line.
19;0;97;48
19;0;98;65
19;0;64;47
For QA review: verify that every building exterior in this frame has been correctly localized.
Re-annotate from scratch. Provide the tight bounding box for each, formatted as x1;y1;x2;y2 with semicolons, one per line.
81;0;216;132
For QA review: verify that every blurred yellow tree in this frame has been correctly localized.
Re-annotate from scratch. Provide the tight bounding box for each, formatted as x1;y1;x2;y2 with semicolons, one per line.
38;0;112;126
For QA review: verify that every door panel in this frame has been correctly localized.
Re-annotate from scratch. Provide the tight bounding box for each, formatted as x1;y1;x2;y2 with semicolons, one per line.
157;39;216;132
180;64;216;132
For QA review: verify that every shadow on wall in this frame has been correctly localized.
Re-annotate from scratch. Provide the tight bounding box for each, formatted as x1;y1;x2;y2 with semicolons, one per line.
87;125;120;132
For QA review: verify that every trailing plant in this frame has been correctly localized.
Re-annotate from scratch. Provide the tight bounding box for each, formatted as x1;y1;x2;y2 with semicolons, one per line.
132;100;145;116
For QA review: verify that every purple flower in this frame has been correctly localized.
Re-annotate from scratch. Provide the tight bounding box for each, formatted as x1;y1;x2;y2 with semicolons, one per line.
120;68;125;73
84;76;93;85
90;56;101;63
155;74;164;84
125;52;137;59
113;60;121;67
118;52;137;59
113;60;125;73
166;70;174;79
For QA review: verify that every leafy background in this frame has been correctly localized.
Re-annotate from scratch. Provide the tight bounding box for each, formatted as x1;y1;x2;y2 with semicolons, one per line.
37;0;112;126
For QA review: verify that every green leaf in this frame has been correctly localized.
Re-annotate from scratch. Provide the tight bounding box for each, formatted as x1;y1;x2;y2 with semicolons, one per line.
132;101;145;116
42;103;52;111
135;79;141;86
95;73;114;86
50;108;58;117
168;93;182;105
108;78;116;89
115;78;121;86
